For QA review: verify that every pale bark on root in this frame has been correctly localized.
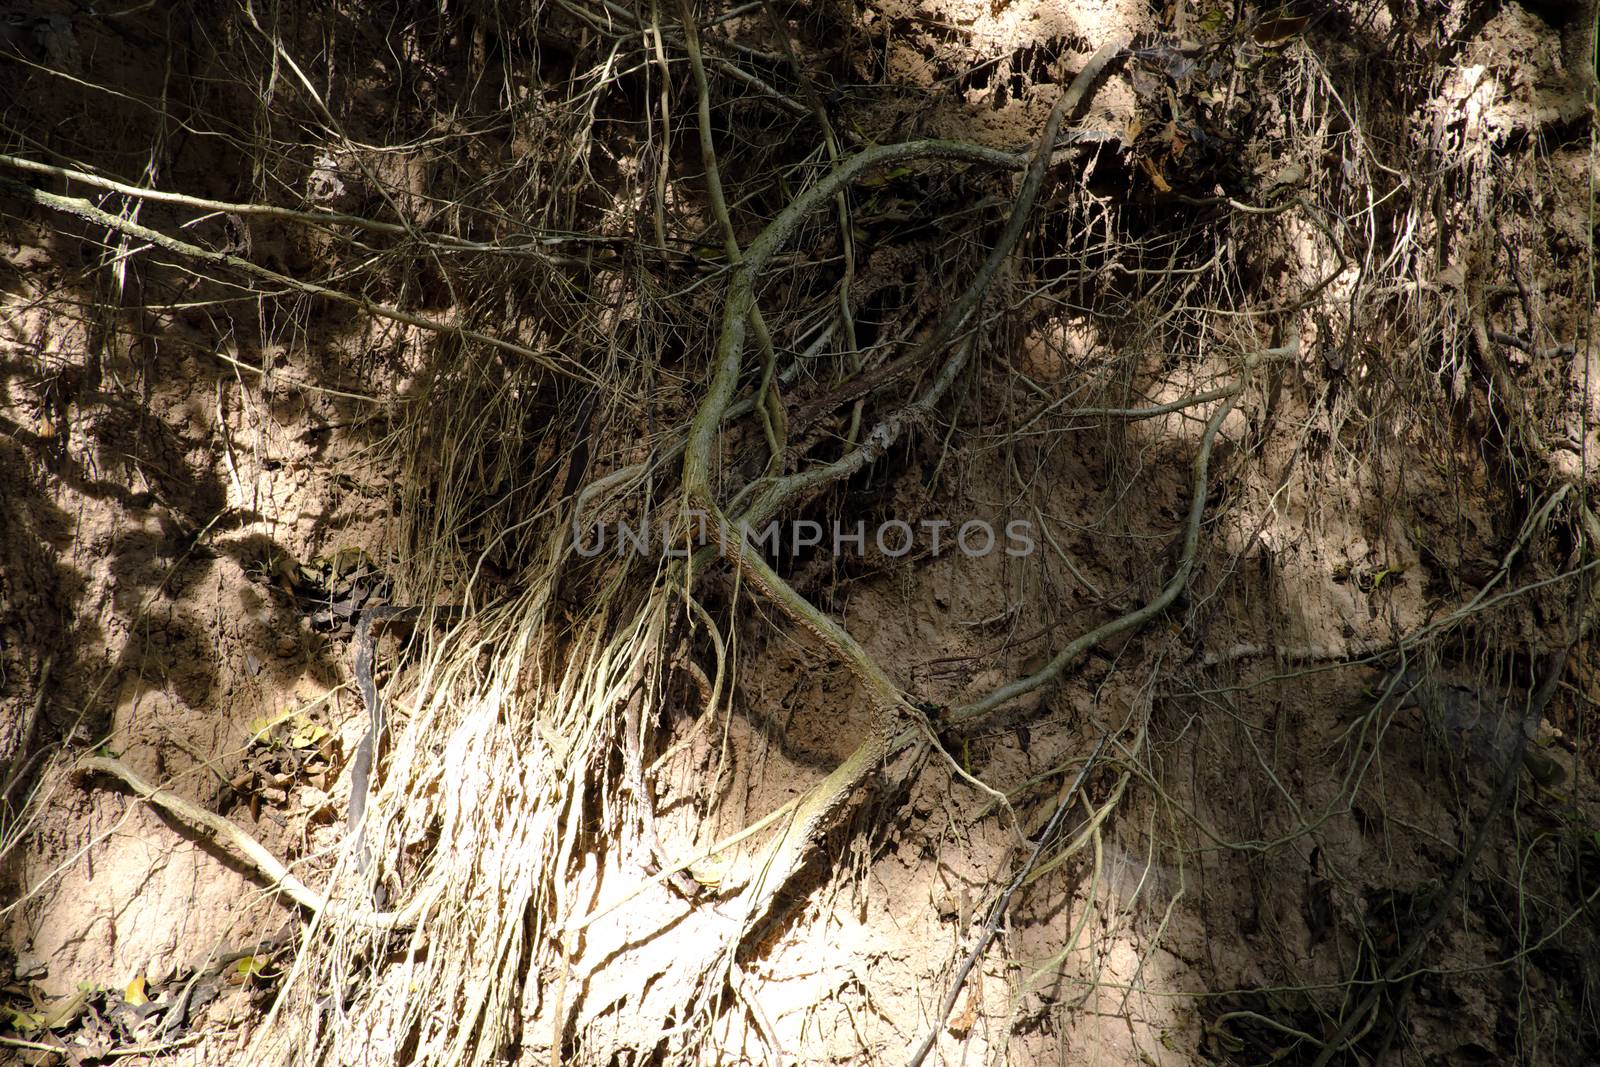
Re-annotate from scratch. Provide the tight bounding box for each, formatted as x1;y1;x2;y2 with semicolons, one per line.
76;756;439;931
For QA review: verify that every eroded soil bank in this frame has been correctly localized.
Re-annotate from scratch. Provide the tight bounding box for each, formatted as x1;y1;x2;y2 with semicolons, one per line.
3;0;1599;1063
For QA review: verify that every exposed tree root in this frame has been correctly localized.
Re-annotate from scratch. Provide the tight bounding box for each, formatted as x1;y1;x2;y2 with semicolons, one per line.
76;756;441;931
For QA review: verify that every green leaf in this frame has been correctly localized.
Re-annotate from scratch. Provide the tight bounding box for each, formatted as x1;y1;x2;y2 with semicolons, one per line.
9;1009;46;1033
287;717;330;750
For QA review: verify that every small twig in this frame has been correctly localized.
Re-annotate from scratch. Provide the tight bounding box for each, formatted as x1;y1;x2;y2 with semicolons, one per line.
905;734;1108;1067
1488;328;1575;361
0;153;564;260
1007;384;1240;438
1;178;604;391
0;1031;203;1058
105;1035;204;1058
558;0;815;120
